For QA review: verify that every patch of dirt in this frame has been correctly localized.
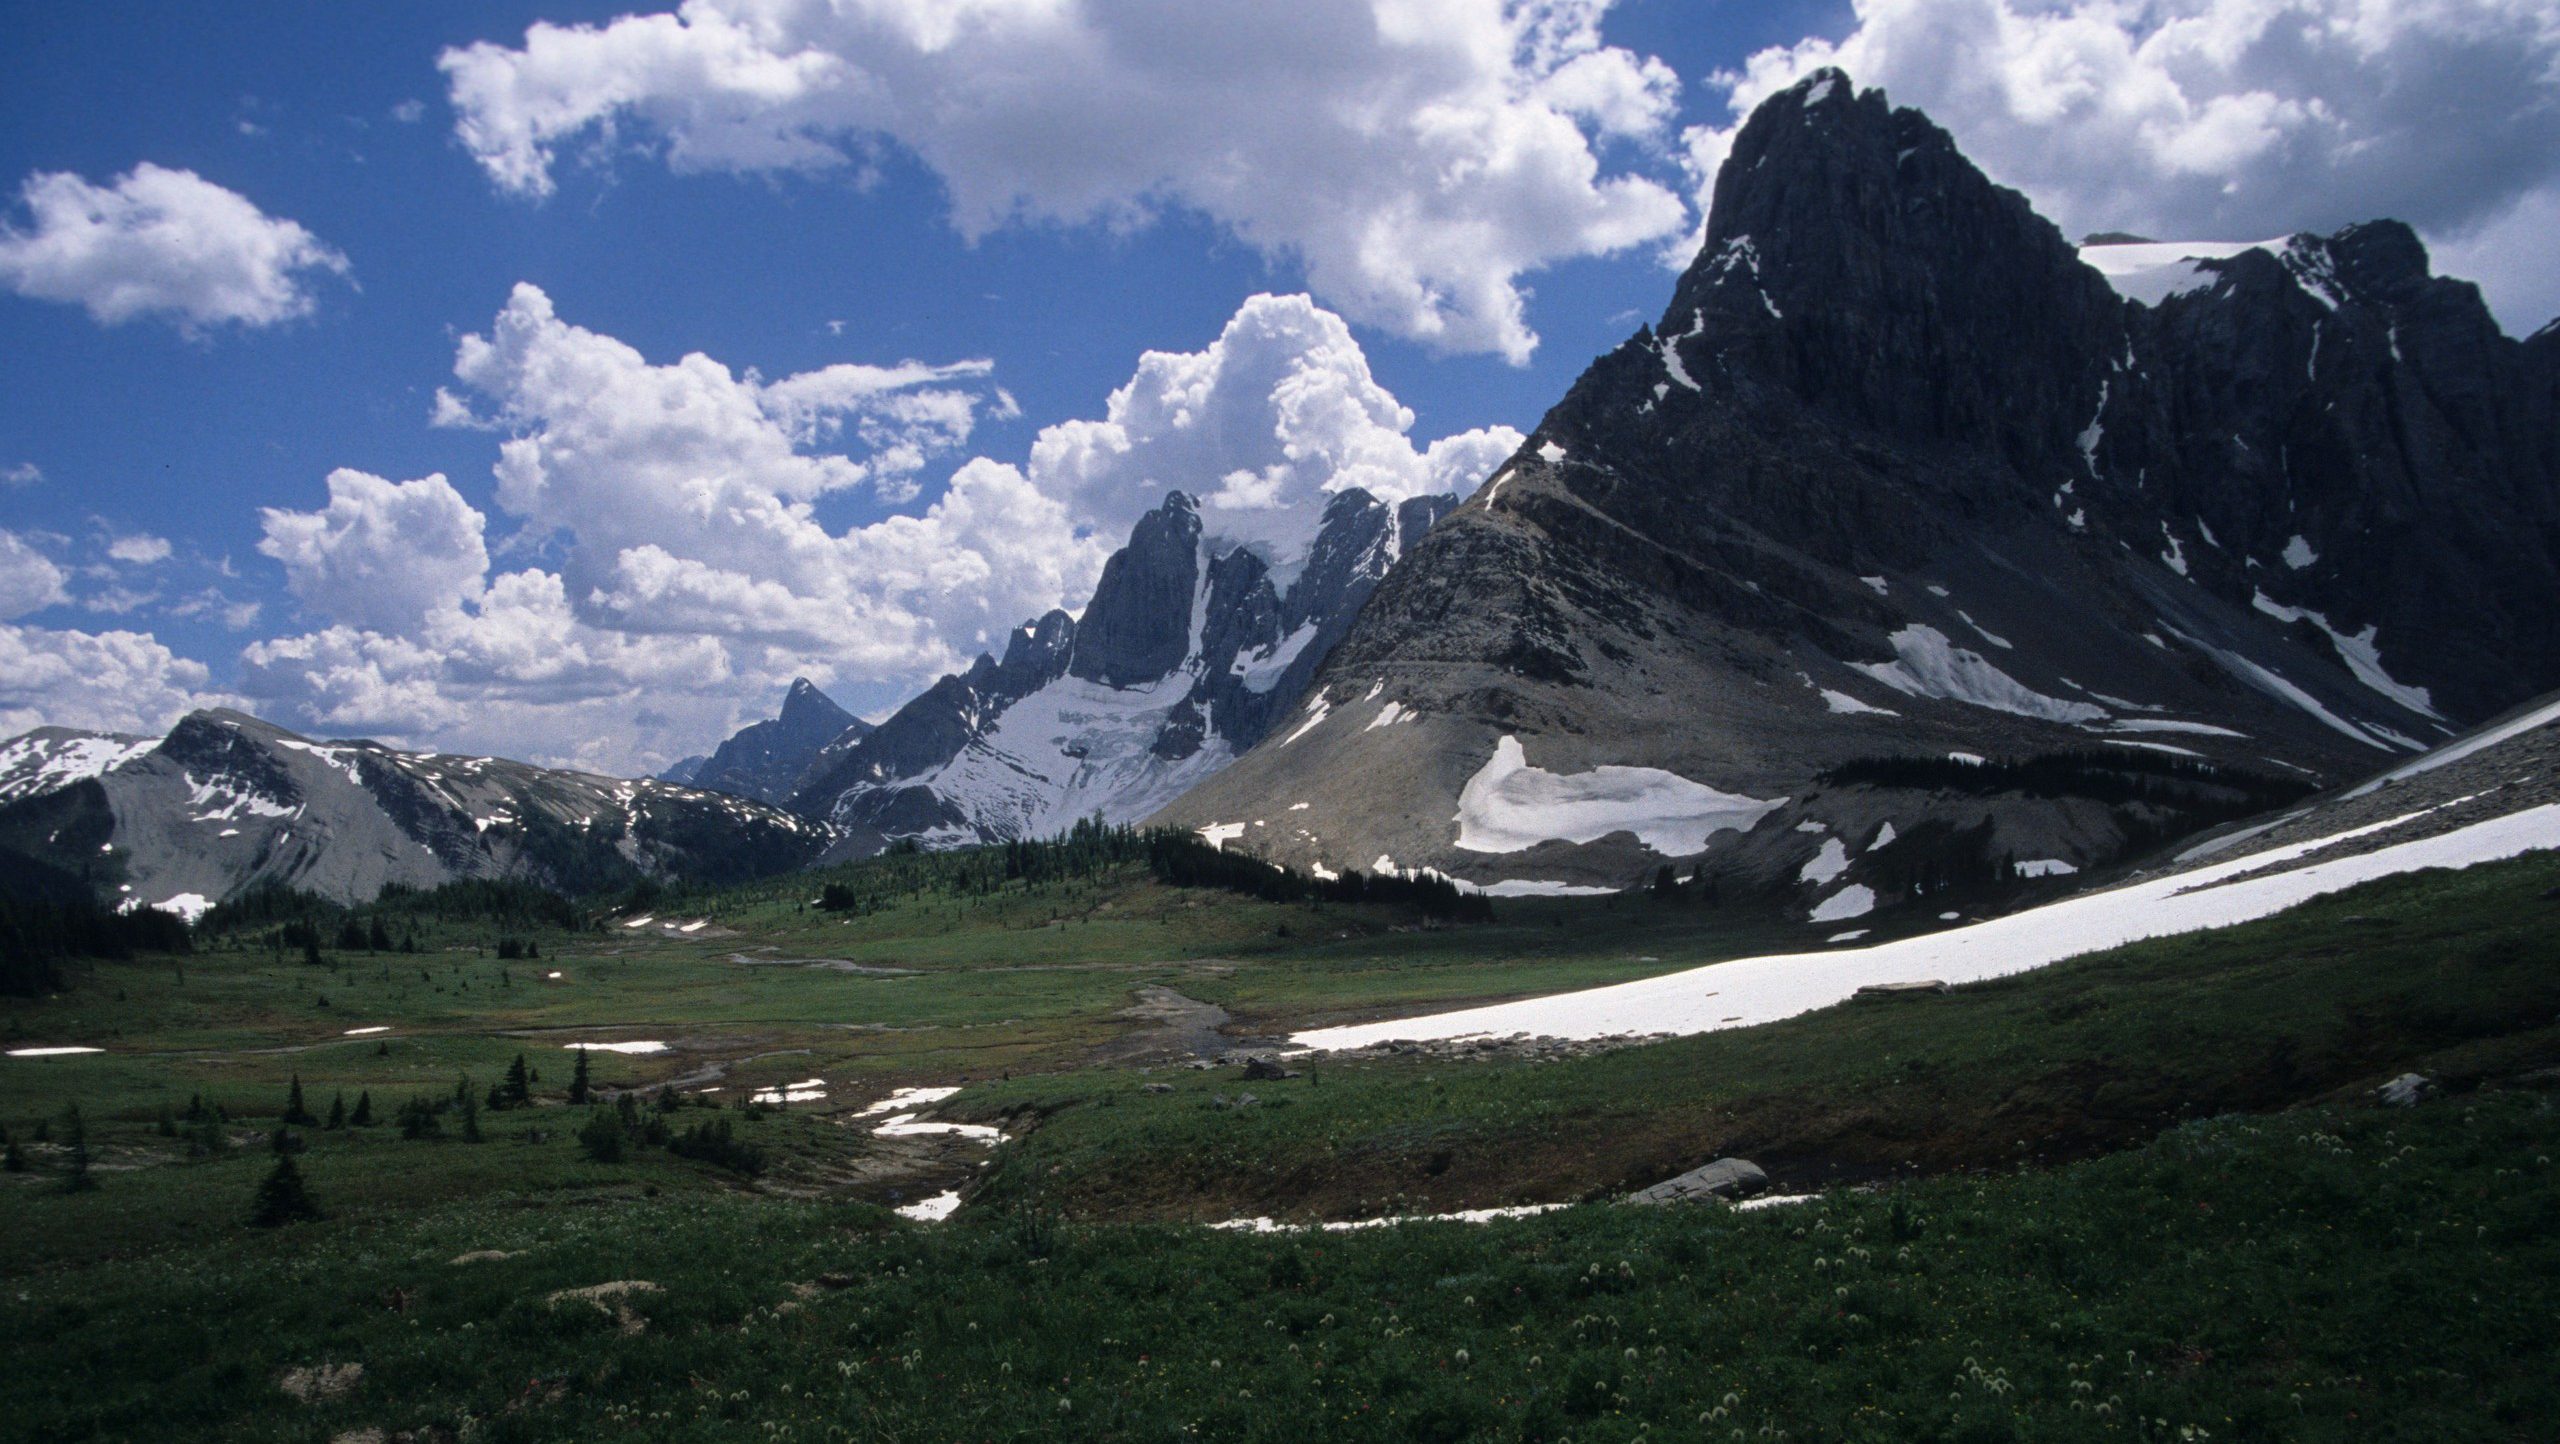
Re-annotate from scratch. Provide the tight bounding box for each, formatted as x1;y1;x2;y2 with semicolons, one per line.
1088;985;1276;1066
278;1362;364;1404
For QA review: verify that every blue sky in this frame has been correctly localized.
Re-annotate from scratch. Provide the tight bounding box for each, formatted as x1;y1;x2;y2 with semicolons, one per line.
4;0;2554;774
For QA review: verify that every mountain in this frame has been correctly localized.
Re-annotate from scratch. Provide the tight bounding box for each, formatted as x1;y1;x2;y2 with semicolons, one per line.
678;677;868;806
0;709;833;916
1155;69;2560;921
792;486;1456;854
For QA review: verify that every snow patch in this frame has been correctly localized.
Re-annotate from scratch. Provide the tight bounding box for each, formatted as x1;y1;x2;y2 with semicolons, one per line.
1850;626;2105;724
1809;885;1876;923
1480;879;1620;898
1198;822;1247;851
1859;576;1889;596
2282;535;2318;569
1279;695;1332;746
6;1046;104;1057
581;1041;669;1055
1537;440;1566;465
1798;838;1850;886
2015;859;2078;878
1453;736;1786;855
1231;623;1320;693
1868;823;1896;850
2161;624;2401;751
2250;591;2440;719
152;893;214;924
2345;695;2560;800
1295;802;2560;1049
1365;701;1409;731
1819;689;1897;717
344;1026;391;1036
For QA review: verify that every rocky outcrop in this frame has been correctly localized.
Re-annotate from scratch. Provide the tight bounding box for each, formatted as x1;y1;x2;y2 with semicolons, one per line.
1627;1158;1769;1204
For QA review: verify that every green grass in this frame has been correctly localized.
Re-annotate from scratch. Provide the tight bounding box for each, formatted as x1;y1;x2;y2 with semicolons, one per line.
8;843;2560;1440
951;852;2560;1222
5;1090;2556;1442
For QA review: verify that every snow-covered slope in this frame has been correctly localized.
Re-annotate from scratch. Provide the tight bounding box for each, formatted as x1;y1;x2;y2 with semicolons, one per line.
1294;692;2560;1049
793;487;1455;854
0;727;157;806
0;709;831;912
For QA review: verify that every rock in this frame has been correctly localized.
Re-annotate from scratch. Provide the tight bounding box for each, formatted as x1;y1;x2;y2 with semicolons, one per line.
545;1279;662;1336
2378;1072;2432;1107
1627;1158;1770;1205
1142;1082;1175;1095
449;1249;523;1265
278;1362;364;1404
1853;980;1949;998
1241;1055;1300;1081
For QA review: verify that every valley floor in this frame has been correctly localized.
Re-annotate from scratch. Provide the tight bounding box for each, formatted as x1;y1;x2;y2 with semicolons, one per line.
7;846;2560;1439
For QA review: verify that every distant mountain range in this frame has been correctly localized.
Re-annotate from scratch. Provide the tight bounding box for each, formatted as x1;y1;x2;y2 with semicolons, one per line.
0;709;827;914
1156;68;2560;921
670;486;1453;859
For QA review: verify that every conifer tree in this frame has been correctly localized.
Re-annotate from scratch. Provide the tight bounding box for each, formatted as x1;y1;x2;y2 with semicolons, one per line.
459;1084;484;1144
282;1073;318;1127
496;1054;533;1109
248;1152;320;1227
1;1123;22;1173
568;1047;591;1105
324;1092;346;1130
350;1090;373;1127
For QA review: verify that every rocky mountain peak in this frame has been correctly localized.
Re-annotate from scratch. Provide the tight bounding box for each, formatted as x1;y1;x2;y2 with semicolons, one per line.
1071;491;1206;688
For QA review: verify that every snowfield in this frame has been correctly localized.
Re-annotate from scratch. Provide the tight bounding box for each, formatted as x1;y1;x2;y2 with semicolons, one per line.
1293;801;2560;1050
1453;736;1786;855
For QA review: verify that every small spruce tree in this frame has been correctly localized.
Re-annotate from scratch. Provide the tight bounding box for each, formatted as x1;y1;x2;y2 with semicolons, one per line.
324;1092;346;1130
496;1055;532;1109
459;1083;485;1144
282;1073;318;1127
568;1048;592;1105
350;1090;373;1127
248;1152;321;1227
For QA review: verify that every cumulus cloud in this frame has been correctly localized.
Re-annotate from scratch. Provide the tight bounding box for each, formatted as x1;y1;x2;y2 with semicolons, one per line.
440;0;1687;361
258;470;491;632
233;287;1514;772
0;622;237;737
0;531;69;618
1027;292;1524;575
1682;0;2560;331
0;163;351;334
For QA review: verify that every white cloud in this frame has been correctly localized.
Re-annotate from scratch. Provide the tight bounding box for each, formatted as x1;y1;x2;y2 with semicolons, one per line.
0;622;237;737
235;286;1514;773
105;533;172;566
0;531;69;618
1026;292;1523;574
2;462;39;486
1683;0;2560;333
258;469;491;631
0;163;351;335
439;0;1689;361
390;99;428;124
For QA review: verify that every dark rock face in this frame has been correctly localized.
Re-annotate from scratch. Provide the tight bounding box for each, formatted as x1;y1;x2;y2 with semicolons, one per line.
684;678;867;806
1071;495;1205;688
792;487;1455;854
1157;69;2560;917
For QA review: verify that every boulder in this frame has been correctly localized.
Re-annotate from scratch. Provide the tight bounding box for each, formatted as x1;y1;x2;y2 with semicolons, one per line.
1627;1158;1769;1205
1241;1055;1300;1081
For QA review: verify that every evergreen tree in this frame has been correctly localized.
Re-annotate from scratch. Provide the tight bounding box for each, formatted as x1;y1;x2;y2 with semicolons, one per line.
459;1081;485;1143
577;1105;626;1163
282;1073;318;1127
496;1054;532;1109
247;1152;320;1227
350;1090;373;1127
568;1047;591;1105
396;1096;441;1139
156;1102;178;1138
324;1092;346;1130
2;1132;23;1173
58;1102;96;1193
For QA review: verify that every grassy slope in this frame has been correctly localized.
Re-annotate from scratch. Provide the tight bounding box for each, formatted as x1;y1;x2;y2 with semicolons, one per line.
954;853;2560;1221
7;1093;2556;1442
